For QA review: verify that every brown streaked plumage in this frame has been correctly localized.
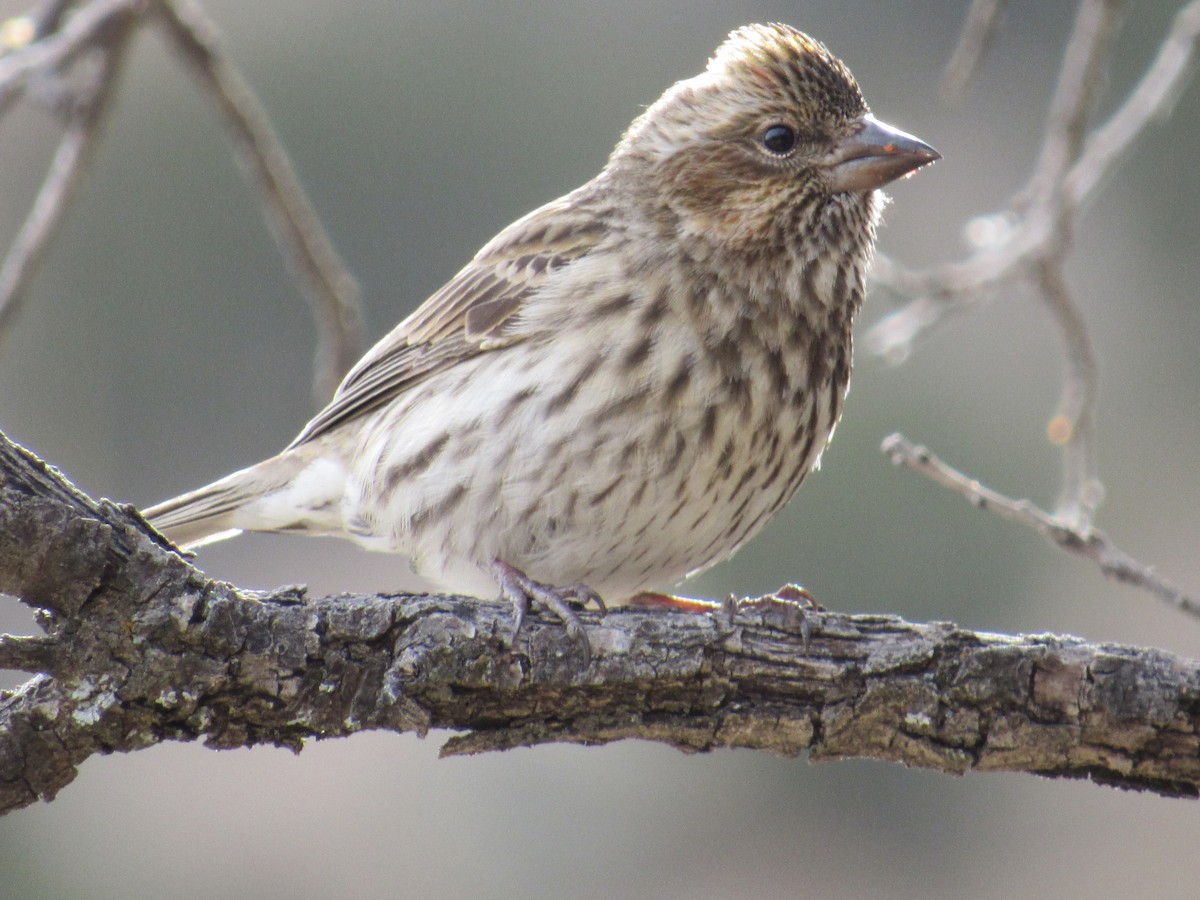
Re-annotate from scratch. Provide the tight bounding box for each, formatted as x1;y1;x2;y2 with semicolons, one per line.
145;23;938;653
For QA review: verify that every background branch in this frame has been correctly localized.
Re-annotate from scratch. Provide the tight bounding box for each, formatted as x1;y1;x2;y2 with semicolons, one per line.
939;0;1008;103
883;434;1200;618
865;0;1200;614
0;0;364;401
152;0;365;402
0;0;137;340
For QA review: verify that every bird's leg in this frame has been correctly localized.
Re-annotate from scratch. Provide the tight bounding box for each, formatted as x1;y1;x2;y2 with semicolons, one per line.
490;560;605;663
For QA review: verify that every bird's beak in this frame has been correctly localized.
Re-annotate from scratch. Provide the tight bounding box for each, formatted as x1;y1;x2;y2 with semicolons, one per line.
826;114;940;193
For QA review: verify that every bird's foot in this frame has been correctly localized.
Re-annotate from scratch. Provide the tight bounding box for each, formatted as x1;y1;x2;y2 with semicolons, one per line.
732;584;823;649
630;586;821;648
490;560;606;663
738;583;821;612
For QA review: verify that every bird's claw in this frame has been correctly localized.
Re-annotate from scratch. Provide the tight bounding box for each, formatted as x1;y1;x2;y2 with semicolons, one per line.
490;560;605;663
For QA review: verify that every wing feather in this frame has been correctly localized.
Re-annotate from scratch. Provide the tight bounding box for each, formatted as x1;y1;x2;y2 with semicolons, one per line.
288;194;606;448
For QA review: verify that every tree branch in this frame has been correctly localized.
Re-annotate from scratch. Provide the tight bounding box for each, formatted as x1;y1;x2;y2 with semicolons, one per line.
3;429;1199;818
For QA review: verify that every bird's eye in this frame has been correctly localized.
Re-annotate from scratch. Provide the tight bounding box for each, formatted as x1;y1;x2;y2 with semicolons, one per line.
761;124;796;155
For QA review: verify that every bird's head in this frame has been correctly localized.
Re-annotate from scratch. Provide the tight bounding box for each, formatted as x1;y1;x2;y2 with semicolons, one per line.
611;23;939;253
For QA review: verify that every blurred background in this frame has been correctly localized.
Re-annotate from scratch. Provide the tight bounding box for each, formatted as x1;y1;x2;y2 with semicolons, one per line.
1;1;1198;897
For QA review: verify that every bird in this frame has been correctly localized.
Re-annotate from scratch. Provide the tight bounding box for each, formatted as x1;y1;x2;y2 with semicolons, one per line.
145;23;938;653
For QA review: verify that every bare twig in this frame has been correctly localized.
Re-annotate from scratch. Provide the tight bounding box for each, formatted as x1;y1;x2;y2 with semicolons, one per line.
28;0;77;38
0;0;137;118
940;0;1008;104
1036;259;1101;529
1025;0;1123;205
1019;0;1121;528
151;0;365;402
0;0;78;57
1066;0;1200;209
882;433;1200;618
0;6;134;344
868;0;1200;351
1;0;365;401
868;0;1199;614
869;0;1128;349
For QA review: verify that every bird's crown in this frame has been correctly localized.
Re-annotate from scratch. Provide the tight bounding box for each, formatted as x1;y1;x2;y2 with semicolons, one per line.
707;23;866;120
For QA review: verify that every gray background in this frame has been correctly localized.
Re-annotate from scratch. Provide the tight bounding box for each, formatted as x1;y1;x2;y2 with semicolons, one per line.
1;1;1198;897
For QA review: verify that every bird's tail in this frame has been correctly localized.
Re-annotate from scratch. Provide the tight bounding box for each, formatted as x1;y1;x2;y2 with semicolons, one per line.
143;449;335;550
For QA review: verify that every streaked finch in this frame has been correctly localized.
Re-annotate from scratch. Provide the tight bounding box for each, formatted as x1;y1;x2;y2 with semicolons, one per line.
146;23;938;650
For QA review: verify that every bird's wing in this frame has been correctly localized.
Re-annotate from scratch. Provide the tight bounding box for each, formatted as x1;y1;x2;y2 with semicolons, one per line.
288;195;606;448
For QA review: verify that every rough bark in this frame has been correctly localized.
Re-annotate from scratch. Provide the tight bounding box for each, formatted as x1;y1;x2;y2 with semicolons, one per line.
2;429;1198;816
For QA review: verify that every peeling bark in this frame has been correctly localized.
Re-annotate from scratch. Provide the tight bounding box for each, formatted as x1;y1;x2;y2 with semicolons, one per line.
2;429;1199;816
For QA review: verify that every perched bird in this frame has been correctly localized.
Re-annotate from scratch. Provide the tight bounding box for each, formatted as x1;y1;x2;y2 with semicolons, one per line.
146;23;938;649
